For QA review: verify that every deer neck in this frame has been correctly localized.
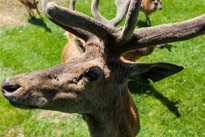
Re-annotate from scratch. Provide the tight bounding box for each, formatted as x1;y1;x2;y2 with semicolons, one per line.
83;85;140;137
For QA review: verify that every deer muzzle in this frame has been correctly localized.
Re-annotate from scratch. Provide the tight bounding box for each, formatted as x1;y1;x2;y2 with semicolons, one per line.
158;5;162;10
2;78;20;95
1;70;53;109
1;62;85;110
1;77;39;109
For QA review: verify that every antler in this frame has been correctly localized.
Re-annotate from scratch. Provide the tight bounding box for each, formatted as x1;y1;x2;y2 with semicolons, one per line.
69;0;76;10
42;0;205;59
91;0;130;27
43;0;119;42
119;0;141;43
68;0;96;41
116;14;205;56
42;0;95;41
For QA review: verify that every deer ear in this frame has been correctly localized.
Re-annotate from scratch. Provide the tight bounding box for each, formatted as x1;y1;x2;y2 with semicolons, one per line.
128;63;183;84
75;39;86;54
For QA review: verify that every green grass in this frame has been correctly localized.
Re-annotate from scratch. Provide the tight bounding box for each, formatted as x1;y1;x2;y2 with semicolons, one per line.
0;0;205;136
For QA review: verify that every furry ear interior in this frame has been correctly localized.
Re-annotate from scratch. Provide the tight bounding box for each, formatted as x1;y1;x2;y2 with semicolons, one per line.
128;62;184;84
75;39;85;54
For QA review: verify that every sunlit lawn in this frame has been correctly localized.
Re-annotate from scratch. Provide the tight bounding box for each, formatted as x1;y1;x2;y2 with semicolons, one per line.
0;0;204;136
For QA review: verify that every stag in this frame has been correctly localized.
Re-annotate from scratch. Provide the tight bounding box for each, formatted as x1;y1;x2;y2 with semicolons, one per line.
1;0;205;136
18;0;41;18
140;0;163;25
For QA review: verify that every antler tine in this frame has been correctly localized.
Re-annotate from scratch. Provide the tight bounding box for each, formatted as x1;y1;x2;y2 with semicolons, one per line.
120;0;141;43
115;14;205;58
68;0;97;41
70;0;76;10
42;0;95;41
114;0;131;26
91;0;130;27
44;1;118;42
42;0;50;15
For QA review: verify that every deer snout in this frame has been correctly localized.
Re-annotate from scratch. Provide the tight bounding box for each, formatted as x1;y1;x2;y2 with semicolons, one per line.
158;5;162;10
1;78;21;95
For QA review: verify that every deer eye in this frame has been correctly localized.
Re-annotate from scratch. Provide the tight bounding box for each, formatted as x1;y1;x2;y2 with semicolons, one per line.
85;71;98;81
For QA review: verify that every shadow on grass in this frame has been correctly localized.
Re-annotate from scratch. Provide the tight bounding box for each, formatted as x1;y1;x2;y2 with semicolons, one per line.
28;17;51;32
163;43;177;52
128;81;181;117
137;20;151;28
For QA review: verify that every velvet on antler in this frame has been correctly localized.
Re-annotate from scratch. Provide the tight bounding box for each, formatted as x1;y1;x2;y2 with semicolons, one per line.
91;0;130;26
42;0;205;59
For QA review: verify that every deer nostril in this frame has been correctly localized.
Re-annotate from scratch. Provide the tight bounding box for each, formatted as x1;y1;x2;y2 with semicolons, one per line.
2;80;20;93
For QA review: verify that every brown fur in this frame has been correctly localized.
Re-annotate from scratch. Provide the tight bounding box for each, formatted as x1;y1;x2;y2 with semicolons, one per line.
1;41;183;136
62;32;85;63
61;33;140;136
122;47;155;61
122;44;164;61
18;0;41;17
2;44;142;137
141;0;162;25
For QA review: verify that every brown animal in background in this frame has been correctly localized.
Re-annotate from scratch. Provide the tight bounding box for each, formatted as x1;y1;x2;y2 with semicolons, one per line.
61;0;86;63
122;46;156;61
141;0;162;25
1;0;205;137
63;31;164;62
18;0;41;18
62;31;85;63
122;44;164;61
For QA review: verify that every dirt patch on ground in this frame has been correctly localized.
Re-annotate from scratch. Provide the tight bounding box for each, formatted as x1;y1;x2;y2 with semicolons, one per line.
37;110;70;123
0;1;27;31
0;0;66;31
4;128;24;137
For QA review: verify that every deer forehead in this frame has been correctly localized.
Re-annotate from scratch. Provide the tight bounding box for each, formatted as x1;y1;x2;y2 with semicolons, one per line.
154;0;161;3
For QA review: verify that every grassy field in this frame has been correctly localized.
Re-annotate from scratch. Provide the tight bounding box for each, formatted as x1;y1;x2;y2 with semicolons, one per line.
0;0;204;136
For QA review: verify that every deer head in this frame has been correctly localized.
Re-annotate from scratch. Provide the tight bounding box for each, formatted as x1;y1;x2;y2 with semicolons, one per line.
1;0;205;137
152;0;162;10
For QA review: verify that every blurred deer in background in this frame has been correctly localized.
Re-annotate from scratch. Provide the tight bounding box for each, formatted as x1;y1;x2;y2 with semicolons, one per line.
141;0;162;25
18;0;41;18
62;31;85;63
121;44;164;61
61;0;85;63
2;0;205;137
